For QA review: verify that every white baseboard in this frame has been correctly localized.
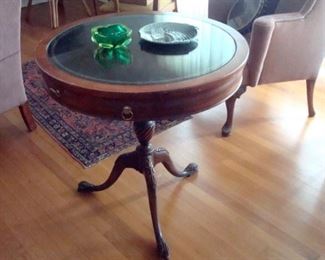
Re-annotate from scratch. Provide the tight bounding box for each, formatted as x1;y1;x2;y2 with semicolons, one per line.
21;0;48;8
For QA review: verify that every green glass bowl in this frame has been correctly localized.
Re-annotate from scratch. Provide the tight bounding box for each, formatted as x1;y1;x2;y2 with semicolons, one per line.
91;24;132;49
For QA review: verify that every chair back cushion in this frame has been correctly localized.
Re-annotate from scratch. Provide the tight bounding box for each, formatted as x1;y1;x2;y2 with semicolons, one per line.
275;0;306;13
226;0;308;35
227;0;280;34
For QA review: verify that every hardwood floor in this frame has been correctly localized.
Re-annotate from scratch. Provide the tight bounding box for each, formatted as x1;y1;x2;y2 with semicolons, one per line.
0;1;324;259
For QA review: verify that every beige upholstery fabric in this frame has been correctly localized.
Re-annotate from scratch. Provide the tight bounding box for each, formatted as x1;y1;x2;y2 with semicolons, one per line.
276;0;306;12
208;0;324;87
249;0;325;86
0;0;27;114
0;0;21;61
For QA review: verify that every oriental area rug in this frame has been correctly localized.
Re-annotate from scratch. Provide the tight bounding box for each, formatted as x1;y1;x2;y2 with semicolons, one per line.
23;61;189;168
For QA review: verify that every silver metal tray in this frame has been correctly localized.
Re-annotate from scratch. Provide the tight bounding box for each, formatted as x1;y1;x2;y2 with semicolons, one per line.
139;22;198;45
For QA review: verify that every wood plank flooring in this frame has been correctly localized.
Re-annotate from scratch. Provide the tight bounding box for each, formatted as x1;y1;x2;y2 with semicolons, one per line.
0;1;324;259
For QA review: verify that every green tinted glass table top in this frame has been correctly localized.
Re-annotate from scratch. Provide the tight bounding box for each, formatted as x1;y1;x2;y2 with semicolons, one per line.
48;13;237;85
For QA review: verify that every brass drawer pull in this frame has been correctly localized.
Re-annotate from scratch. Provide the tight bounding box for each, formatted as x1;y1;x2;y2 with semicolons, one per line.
49;87;61;98
121;106;134;121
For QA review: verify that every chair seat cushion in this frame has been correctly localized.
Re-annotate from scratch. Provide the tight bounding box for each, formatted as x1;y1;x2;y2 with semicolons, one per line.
227;0;280;34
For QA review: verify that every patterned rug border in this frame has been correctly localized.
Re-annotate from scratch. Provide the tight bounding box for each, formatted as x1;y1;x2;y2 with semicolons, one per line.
23;61;190;168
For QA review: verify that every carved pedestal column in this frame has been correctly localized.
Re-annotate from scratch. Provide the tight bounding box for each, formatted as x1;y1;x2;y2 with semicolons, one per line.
78;121;198;259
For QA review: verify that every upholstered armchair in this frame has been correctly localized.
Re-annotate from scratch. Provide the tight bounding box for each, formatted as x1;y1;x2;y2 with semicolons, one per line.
208;0;325;136
0;0;36;131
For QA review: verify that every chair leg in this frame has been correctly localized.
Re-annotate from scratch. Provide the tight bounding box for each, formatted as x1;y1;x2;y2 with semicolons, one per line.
82;0;93;16
221;85;247;137
153;0;159;11
92;0;98;15
113;0;120;12
19;102;37;132
174;0;178;12
306;79;316;117
49;0;59;29
222;96;236;137
153;0;176;11
25;0;33;22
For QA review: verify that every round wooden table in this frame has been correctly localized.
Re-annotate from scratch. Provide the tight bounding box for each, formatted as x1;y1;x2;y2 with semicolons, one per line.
36;12;248;259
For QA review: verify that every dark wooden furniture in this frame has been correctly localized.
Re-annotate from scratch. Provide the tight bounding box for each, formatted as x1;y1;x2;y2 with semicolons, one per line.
36;12;248;259
19;102;37;132
25;0;102;28
209;0;324;137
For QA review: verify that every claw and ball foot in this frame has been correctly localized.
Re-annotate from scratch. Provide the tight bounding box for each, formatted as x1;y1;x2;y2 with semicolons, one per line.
144;165;170;260
78;181;96;192
153;147;198;178
77;121;197;259
157;238;169;259
183;163;199;177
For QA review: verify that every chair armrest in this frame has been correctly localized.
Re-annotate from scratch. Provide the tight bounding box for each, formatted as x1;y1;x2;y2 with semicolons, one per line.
258;12;305;23
247;12;324;85
208;0;237;23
